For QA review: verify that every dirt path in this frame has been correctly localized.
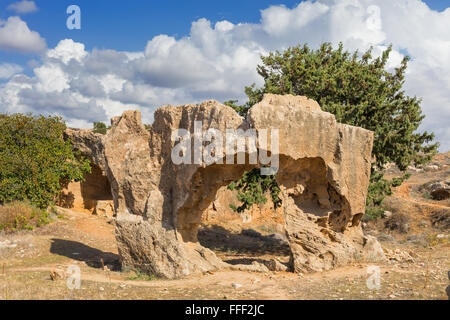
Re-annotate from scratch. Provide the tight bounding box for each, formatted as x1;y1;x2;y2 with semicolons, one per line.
0;205;448;300
394;183;449;210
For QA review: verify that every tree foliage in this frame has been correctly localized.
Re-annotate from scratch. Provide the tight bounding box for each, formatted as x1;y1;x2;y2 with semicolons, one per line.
228;168;282;213
93;121;108;134
0;114;91;209
228;42;438;216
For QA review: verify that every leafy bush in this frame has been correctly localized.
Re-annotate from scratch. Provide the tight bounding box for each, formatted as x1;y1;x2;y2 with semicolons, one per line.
127;268;157;281
0;201;50;232
365;170;411;220
227;42;437;218
228;168;281;213
93;122;108;134
0;113;91;209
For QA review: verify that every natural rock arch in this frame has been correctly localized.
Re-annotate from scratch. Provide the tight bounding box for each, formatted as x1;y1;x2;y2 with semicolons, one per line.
66;94;385;279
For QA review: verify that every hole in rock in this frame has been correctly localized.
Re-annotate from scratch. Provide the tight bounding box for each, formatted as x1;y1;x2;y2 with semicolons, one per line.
176;156;352;269
198;185;291;267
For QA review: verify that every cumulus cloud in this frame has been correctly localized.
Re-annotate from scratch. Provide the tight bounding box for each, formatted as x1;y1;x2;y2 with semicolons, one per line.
0;16;46;53
0;63;23;79
7;1;38;14
0;0;448;150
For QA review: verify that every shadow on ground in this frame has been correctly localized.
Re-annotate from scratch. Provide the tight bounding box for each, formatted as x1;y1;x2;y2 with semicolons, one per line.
198;225;290;256
50;238;120;270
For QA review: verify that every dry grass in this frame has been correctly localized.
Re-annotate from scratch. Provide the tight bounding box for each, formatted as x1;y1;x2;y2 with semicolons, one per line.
0;201;49;232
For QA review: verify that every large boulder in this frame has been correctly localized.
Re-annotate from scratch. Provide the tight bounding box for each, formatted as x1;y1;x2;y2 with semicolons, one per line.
65;94;381;278
420;180;450;200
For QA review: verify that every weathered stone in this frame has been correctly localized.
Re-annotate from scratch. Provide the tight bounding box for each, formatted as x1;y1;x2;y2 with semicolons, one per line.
384;248;415;263
230;261;270;273
362;235;387;262
65;94;380;279
383;211;393;219
264;258;289;272
94;200;114;218
429;181;449;200
50;269;65;281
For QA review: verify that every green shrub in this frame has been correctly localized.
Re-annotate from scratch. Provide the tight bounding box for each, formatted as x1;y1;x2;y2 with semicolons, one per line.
0;201;50;232
93;122;108;134
228;168;281;213
127;269;157;281
0;113;91;209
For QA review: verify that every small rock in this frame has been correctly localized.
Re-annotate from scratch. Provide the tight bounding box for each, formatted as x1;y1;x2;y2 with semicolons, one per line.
424;164;440;172
383;211;393;219
50;269;65;281
362;235;387;262
264;258;288;272
420;180;450;200
377;233;394;242
0;240;17;249
99;287;104;291
94;200;115;218
407;166;423;173
232;283;243;289
418;220;430;228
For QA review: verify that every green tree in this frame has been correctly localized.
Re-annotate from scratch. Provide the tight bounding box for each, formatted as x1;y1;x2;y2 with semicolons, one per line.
228;42;438;217
93;121;108;134
0;114;91;209
228;168;282;213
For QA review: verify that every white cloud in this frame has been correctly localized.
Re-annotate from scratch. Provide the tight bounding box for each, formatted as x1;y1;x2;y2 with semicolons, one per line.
7;1;38;14
0;16;46;53
0;63;23;79
0;0;448;151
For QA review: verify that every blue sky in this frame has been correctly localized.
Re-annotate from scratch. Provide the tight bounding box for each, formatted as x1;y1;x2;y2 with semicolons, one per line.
0;0;447;66
0;0;449;150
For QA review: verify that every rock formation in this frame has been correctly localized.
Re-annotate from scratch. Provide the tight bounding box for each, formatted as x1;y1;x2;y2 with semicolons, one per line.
65;94;384;279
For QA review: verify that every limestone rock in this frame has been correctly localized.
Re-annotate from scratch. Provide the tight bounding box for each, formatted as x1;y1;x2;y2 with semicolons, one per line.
66;94;380;279
50;269;65;281
230;261;270;273
422;180;450;200
384;248;415;263
362;235;387;262
264;258;289;272
94;200;114;218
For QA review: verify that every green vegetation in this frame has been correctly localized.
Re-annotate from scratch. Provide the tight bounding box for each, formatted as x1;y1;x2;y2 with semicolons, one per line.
0;113;91;209
228;168;281;213
0;201;50;232
365;171;411;220
227;42;438;217
127;269;157;281
93;121;108;134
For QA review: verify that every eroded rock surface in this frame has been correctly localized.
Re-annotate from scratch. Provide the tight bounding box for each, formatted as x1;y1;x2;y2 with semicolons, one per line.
65;94;381;278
